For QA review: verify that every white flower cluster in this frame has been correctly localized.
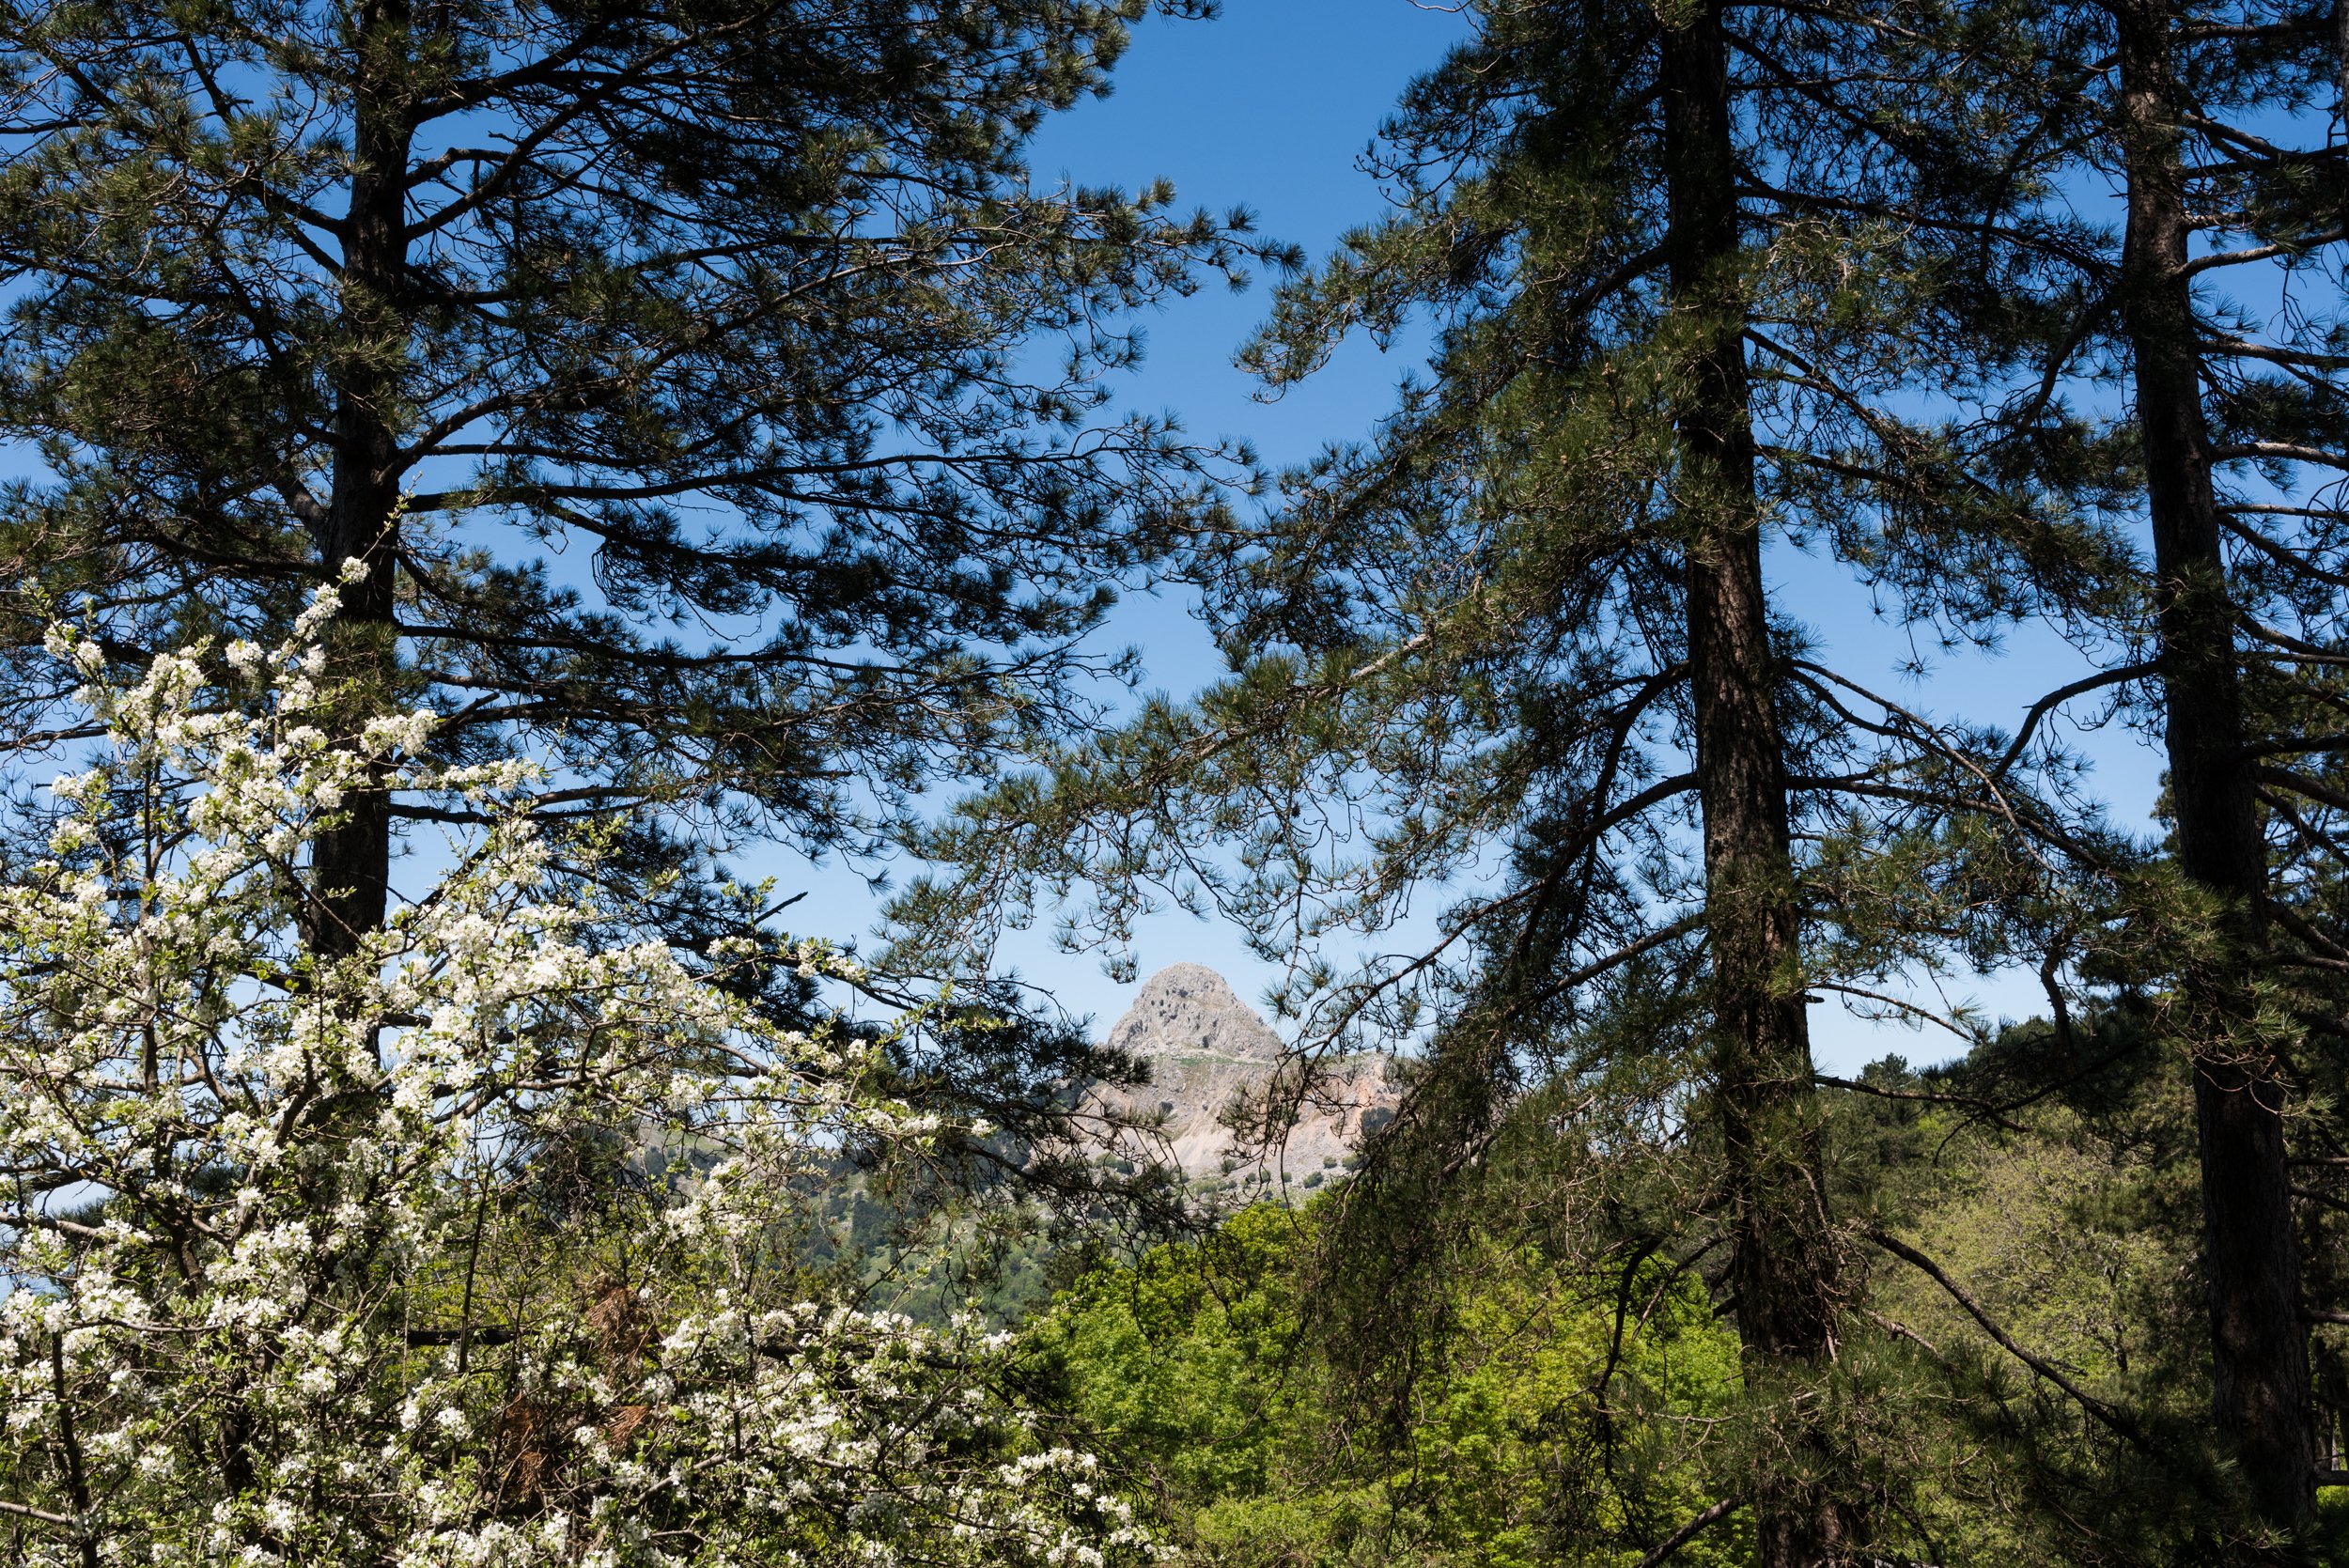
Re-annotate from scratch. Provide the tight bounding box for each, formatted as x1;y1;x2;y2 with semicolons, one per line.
0;592;1159;1567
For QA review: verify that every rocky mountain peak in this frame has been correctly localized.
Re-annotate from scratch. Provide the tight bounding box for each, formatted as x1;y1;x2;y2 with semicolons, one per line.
1104;962;1282;1065
1093;964;1396;1186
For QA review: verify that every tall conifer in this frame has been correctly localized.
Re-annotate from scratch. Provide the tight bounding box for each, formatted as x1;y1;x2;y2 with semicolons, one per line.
0;0;1278;966
1927;0;2349;1540
896;2;2131;1558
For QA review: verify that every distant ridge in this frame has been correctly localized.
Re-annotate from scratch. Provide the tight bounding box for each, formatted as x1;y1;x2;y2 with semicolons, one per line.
1091;965;1396;1189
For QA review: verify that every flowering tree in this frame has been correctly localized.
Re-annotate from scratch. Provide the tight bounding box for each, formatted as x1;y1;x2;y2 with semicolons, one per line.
0;581;1155;1566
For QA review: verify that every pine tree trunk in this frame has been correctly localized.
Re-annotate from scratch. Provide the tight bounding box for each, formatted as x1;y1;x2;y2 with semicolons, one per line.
2112;0;2314;1542
307;0;412;963
1659;7;1850;1563
224;8;416;1529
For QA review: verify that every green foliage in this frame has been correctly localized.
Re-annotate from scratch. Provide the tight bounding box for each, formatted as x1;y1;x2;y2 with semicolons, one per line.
1008;1019;2349;1567
1026;1202;1750;1568
1815;1025;2322;1563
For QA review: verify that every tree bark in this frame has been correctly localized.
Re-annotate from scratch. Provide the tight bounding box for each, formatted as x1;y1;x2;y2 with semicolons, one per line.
307;0;413;963
1659;7;1851;1563
2112;0;2315;1543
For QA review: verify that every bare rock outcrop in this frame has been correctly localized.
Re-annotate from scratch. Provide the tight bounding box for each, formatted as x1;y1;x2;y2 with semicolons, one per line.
1090;964;1396;1188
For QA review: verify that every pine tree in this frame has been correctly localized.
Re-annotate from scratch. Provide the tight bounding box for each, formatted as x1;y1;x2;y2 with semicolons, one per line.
2112;3;2316;1529
1923;0;2349;1541
0;0;1280;968
1659;8;1856;1554
894;2;2138;1559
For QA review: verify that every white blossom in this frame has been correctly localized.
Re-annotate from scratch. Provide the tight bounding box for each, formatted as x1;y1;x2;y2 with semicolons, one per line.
0;599;1157;1568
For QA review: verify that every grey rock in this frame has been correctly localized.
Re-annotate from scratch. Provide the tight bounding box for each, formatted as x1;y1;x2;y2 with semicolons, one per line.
1102;961;1283;1065
1090;965;1397;1187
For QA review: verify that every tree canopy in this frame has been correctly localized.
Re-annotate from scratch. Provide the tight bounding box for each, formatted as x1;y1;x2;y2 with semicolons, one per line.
0;0;1283;951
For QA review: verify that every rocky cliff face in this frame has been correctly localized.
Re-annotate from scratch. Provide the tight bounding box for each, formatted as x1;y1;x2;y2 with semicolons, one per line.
1091;964;1396;1188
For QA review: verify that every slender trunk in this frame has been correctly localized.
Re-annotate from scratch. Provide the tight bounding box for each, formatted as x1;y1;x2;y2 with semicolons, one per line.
1659;8;1850;1563
2113;0;2314;1543
204;11;422;1541
50;1339;99;1568
258;5;412;1524
307;0;412;962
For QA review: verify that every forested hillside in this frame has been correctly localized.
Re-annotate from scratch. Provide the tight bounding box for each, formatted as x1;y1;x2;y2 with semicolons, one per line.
0;0;2343;1564
1022;1023;2319;1566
